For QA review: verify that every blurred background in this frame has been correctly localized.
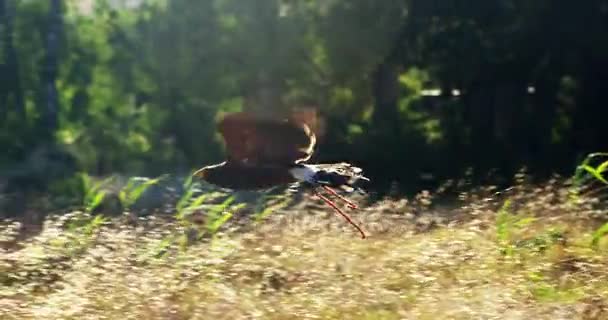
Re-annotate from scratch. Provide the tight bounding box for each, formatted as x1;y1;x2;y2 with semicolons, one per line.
1;0;608;201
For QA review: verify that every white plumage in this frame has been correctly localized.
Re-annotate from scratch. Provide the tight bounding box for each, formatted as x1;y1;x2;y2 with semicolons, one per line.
288;165;318;183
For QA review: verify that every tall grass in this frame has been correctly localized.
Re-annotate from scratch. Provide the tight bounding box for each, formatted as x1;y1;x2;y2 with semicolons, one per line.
575;153;608;249
2;157;608;319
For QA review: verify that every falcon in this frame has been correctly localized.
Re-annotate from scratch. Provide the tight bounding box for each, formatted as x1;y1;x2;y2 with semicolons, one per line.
193;110;369;238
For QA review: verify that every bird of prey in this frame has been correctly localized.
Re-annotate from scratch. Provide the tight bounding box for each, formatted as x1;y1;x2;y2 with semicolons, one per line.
193;111;369;238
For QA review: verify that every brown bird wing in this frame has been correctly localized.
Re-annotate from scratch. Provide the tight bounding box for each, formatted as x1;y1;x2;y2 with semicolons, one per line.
217;111;316;165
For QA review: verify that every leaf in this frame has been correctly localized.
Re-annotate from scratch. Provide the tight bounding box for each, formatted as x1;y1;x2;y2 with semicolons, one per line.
82;175;115;212
207;212;233;234
81;173;92;193
119;178;137;206
190;194;208;208
176;193;207;221
574;153;608;186
205;196;235;234
597;160;608;174
150;235;176;259
176;188;195;213
127;180;154;206
514;217;537;228
254;196;290;223
183;173;194;189
496;199;514;255
591;222;608;248
580;164;608;185
86;190;106;213
496;199;512;241
120;175;166;209
209;196;235;217
83;215;107;236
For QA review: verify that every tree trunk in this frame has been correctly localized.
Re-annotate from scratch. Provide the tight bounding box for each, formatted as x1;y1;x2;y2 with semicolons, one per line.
42;0;62;136
371;61;400;132
0;0;7;118
0;0;25;120
464;76;496;170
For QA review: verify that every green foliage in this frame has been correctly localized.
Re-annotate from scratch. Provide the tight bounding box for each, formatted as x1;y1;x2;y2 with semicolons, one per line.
526;271;583;302
495;199;538;256
66;212;105;235
495;199;513;254
149;177;246;256
2;0;608;196
81;173;115;213
591;223;608;249
4;182;608;319
496;206;565;256
60;211;108;256
175;173;207;220
206;209;234;236
571;153;608;249
203;196;240;236
46;173;86;208
118;175;165;211
253;194;291;223
574;153;608;187
514;228;565;253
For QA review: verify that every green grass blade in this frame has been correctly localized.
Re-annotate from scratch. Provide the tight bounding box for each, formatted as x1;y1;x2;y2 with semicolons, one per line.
580;164;608;185
591;222;608;248
121;175;166;209
597;160;608;174
86;190;106;213
176;188;195;213
207;212;233;234
205;196;235;234
496;199;513;255
254;195;290;223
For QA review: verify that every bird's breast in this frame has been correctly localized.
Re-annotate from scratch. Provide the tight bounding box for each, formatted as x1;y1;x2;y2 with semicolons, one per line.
288;165;317;183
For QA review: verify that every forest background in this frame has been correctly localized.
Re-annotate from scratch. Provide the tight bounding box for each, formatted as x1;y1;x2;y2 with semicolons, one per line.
1;0;608;205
